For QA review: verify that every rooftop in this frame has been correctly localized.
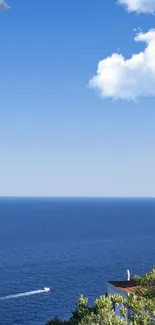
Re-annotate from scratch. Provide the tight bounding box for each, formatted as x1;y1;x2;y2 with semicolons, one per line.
108;279;138;294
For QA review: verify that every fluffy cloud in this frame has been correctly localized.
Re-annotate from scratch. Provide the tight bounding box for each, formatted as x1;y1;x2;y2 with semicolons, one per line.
0;0;10;10
89;30;155;101
117;0;155;14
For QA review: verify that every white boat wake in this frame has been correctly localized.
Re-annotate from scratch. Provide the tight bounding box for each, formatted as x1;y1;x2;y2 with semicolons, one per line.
0;287;50;300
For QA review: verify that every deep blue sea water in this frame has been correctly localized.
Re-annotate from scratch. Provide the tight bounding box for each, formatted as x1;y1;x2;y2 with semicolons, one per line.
0;198;155;325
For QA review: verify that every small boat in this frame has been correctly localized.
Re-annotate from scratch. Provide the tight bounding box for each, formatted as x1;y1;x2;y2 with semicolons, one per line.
44;287;50;292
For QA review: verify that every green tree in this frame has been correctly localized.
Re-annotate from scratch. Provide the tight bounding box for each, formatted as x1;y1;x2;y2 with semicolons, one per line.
46;294;155;325
135;267;155;298
46;317;66;325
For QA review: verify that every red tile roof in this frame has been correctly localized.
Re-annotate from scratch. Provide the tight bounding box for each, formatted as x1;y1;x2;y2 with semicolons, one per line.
108;279;137;294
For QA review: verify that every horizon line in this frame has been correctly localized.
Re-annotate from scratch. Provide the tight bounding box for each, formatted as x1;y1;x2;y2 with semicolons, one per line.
0;196;155;199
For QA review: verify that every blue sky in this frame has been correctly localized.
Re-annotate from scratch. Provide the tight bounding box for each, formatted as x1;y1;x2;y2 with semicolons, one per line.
0;0;155;197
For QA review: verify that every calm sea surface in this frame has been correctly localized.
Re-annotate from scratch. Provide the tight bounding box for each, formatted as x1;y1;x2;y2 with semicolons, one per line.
0;198;155;325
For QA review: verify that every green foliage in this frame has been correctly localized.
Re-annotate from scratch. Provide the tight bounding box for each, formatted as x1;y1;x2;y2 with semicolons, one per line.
69;295;90;324
46;316;67;325
135;267;155;298
79;294;127;325
127;294;155;324
46;293;155;325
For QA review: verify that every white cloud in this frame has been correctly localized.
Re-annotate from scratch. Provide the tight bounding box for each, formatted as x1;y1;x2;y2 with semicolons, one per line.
0;0;10;10
89;30;155;101
117;0;155;14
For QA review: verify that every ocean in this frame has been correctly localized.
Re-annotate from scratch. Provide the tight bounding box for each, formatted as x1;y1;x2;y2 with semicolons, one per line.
0;198;155;325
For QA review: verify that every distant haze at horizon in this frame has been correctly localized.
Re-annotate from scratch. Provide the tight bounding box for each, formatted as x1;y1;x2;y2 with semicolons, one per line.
0;196;155;199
